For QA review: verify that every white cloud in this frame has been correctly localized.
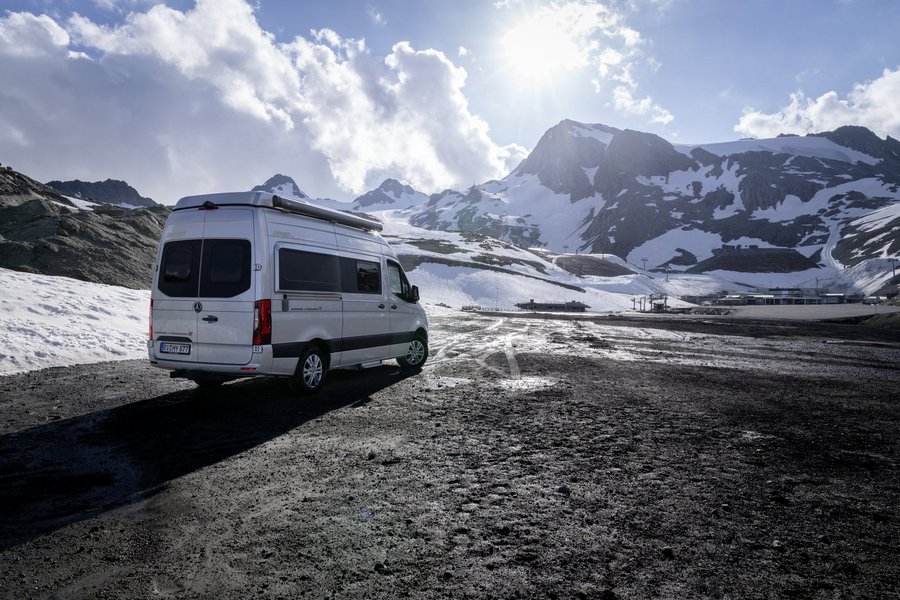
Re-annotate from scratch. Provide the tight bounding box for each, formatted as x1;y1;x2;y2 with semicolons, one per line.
289;36;526;192
497;0;672;125
0;0;523;203
368;5;386;26
612;86;673;125
0;12;70;57
735;67;900;139
458;45;469;57
68;1;302;129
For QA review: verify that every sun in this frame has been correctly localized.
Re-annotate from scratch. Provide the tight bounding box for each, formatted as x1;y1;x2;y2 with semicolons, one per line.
500;13;585;84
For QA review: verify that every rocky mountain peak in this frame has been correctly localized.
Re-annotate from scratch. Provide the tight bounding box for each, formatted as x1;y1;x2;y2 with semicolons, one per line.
512;119;612;200
252;174;308;199
353;177;427;210
1;166;72;207
378;178;416;198
812;125;888;161
44;179;156;207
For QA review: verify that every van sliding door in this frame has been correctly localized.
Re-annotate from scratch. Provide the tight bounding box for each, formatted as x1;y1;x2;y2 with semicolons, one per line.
339;255;390;363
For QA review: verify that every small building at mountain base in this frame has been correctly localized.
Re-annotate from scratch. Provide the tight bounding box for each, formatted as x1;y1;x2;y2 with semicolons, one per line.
516;299;590;312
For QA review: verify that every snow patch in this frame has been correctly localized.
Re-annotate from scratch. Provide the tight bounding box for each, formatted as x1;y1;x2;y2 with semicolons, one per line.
0;268;149;376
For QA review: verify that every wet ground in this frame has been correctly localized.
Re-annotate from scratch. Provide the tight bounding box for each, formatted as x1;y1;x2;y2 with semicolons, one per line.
1;310;898;599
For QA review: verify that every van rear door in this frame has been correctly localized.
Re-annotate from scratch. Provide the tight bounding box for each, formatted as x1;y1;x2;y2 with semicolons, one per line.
153;208;255;366
154;238;202;362
195;209;255;365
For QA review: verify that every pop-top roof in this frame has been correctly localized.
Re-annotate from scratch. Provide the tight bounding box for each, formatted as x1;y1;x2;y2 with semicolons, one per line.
173;191;383;232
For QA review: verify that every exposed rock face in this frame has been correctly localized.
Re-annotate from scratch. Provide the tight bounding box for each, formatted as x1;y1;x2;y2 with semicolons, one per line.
514;120;611;201
604;129;694;177
1;167;73;207
812;125;900;163
1;167;169;289
687;246;819;273
399;120;900;272
45;179;157;207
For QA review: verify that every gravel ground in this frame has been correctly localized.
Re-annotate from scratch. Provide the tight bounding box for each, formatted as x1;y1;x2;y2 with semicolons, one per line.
1;310;898;599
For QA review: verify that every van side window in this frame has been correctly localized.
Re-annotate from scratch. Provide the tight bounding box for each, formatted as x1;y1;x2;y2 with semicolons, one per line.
200;239;251;298
339;257;381;294
159;239;201;297
356;260;381;293
279;248;339;292
387;261;410;299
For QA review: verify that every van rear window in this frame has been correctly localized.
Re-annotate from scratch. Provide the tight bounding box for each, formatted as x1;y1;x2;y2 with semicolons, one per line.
200;239;251;298
158;238;251;298
159;240;201;297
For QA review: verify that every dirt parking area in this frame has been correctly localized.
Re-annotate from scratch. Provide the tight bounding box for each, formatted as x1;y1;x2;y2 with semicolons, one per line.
1;310;898;599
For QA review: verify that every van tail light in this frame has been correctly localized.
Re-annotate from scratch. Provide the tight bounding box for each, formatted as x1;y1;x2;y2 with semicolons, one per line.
149;299;153;340
253;299;272;345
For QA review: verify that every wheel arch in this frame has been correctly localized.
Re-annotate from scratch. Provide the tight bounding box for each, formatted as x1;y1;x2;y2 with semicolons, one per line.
295;338;331;372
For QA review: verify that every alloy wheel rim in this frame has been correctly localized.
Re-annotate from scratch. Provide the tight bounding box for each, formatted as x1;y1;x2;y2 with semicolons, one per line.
304;355;323;387
407;341;425;365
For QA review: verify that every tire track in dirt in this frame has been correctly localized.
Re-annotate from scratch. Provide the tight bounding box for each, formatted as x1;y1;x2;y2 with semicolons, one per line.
430;316;526;381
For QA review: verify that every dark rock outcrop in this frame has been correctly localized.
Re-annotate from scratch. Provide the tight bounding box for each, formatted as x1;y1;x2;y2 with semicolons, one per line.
45;179;157;207
604;129;695;177
1;167;170;289
514;120;614;201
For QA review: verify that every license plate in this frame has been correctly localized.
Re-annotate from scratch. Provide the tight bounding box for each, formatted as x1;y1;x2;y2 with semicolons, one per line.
159;342;191;355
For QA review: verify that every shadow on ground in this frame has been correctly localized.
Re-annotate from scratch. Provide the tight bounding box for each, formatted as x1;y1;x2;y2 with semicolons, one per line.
0;366;415;550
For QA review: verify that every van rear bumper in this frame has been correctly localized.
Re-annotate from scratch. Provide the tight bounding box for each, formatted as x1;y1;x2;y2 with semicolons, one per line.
147;345;296;377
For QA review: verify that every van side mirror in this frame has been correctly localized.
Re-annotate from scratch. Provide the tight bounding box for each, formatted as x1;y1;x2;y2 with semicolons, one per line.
410;285;420;303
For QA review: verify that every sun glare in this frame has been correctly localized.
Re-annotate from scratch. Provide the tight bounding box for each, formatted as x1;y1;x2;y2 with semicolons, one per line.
500;14;585;84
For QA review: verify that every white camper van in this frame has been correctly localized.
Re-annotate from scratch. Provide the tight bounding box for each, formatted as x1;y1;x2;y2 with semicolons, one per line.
148;191;428;392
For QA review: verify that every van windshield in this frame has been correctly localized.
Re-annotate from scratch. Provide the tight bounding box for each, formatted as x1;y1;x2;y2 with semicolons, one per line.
158;238;251;298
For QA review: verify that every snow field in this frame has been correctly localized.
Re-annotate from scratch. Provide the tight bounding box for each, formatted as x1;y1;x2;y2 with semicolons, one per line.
0;268;150;376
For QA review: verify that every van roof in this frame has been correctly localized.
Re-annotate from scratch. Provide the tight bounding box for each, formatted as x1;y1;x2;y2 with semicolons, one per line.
173;191;383;232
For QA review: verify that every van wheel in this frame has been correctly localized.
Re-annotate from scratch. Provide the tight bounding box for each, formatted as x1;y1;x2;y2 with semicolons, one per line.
293;346;327;394
398;334;428;370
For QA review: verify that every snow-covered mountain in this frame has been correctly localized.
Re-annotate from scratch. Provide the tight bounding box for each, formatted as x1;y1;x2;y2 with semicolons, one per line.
253;174;429;213
251;173;312;200
403;120;900;274
353;178;429;211
252;173;353;212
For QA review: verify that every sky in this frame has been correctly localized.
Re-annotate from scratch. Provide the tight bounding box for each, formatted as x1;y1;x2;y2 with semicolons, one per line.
1;0;899;205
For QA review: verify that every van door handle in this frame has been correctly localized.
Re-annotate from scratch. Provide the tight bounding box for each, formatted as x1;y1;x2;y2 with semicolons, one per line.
378;304;385;309
391;304;397;310
202;315;218;322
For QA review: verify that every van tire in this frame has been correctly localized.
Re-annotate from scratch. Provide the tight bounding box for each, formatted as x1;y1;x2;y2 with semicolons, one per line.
293;346;327;394
398;334;428;370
